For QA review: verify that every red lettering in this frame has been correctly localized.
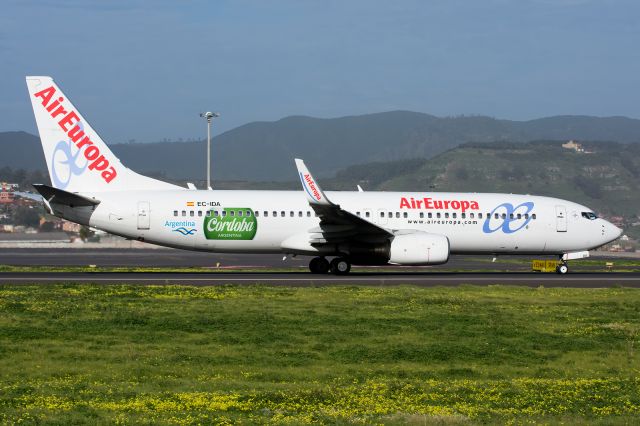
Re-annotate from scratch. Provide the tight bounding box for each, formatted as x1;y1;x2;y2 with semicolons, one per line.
50;105;67;118
33;86;55;106
461;201;470;212
425;198;433;209
84;146;99;161
416;199;423;209
400;197;411;209
434;200;443;209
59;111;79;132
68;125;85;143
76;136;92;149
451;201;460;209
46;97;64;113
102;167;117;183
88;155;109;171
470;201;479;210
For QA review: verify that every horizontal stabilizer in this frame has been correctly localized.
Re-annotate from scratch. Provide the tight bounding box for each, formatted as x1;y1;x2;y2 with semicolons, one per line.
33;184;100;207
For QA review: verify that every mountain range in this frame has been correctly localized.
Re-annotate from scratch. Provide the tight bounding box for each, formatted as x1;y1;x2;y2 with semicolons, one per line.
2;111;640;181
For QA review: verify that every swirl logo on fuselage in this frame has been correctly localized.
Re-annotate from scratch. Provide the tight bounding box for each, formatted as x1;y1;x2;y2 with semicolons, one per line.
51;122;88;190
482;202;534;234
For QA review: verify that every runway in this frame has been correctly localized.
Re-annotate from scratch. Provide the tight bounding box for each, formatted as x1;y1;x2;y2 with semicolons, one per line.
1;271;639;288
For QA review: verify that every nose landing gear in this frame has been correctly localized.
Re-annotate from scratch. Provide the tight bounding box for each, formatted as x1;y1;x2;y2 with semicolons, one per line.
556;262;569;274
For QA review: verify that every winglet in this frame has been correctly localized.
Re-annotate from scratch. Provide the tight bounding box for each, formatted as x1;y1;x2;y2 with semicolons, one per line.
294;159;332;206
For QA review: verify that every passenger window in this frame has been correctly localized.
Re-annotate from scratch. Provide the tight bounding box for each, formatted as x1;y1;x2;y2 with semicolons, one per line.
214;210;219;217
495;213;499;219
365;212;370;218
273;211;277;217
509;214;514;219
263;211;268;217
281;211;285;217
452;213;457;218
437;213;441;218
222;211;227;217
230;211;235;217
395;212;400;218
246;210;251;216
298;211;302;217
517;214;522;219
420;212;424;218
290;211;294;217
307;211;311;217
532;213;537;219
501;213;506;219
388;212;393;218
445;212;449;218
255;211;259;217
380;212;384;218
198;211;203;217
190;211;194;217
524;214;529;219
470;213;474;219
181;211;186;217
356;212;361;216
238;211;243;217
477;213;482;219
173;210;178;217
206;210;211;217
428;212;433;218
461;213;466;219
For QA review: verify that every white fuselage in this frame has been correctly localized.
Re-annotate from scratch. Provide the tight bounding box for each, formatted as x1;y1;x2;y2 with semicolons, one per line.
84;189;621;258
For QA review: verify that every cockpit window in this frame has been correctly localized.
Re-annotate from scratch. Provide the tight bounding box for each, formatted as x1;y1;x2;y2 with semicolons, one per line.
581;212;597;220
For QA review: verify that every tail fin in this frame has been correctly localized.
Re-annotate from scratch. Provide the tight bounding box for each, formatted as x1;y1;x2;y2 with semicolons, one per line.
26;76;180;193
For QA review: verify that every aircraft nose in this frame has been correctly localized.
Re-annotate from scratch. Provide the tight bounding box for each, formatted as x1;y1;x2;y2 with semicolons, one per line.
603;220;623;243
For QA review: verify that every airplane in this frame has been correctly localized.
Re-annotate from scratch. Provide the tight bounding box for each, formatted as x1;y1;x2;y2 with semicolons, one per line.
25;76;623;275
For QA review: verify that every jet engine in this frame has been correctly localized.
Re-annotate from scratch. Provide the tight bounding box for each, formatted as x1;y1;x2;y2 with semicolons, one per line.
388;232;450;265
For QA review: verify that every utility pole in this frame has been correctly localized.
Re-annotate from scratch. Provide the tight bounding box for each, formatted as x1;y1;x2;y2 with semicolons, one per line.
199;111;220;189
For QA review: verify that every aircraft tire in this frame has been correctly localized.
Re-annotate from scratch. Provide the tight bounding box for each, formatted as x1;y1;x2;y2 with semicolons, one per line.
330;258;351;275
556;263;569;274
309;257;330;274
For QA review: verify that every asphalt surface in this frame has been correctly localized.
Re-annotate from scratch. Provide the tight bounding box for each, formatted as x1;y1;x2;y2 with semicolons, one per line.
0;271;638;287
0;248;563;269
1;248;638;287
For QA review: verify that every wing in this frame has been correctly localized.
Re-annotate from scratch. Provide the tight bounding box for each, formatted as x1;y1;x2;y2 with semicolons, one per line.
294;159;392;245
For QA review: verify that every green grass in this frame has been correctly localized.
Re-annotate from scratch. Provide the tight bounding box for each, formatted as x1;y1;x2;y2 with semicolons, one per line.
1;285;639;424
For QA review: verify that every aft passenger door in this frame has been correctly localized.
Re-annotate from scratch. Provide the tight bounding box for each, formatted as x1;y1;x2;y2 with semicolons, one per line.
555;205;567;232
137;201;150;230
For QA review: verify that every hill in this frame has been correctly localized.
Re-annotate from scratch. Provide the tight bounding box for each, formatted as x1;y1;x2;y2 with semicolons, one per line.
2;111;640;180
326;141;640;221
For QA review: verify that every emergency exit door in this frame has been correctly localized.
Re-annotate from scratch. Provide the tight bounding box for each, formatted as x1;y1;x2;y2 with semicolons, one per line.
137;201;150;230
555;205;567;232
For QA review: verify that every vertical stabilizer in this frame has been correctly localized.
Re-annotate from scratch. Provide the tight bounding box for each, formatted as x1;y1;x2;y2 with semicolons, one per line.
26;76;180;193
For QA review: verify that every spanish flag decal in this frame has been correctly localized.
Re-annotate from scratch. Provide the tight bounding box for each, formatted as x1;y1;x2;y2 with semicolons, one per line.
186;201;194;207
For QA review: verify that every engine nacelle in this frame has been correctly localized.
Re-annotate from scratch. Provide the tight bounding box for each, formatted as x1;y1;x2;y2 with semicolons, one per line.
388;232;450;265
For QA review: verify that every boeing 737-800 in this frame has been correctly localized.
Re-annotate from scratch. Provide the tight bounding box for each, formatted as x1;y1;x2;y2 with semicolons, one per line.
26;76;622;274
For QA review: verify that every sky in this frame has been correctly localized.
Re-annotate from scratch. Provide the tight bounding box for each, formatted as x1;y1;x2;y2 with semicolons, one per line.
2;0;639;143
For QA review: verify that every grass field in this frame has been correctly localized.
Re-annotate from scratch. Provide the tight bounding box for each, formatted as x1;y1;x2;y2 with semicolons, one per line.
1;284;639;424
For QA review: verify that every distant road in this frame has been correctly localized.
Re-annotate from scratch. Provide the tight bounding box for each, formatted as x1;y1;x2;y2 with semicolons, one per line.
0;271;639;288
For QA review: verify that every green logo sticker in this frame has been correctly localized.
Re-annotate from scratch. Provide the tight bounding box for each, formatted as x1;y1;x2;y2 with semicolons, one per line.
203;208;257;240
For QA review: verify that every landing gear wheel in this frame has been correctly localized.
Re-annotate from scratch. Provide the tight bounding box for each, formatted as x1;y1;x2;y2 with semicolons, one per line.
556;263;569;275
330;258;351;275
309;257;330;274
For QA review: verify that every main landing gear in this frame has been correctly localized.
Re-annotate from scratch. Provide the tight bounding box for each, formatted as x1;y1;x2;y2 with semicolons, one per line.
309;257;351;275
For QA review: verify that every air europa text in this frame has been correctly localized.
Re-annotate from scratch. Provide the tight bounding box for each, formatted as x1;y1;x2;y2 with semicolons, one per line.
33;86;117;183
400;197;479;213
